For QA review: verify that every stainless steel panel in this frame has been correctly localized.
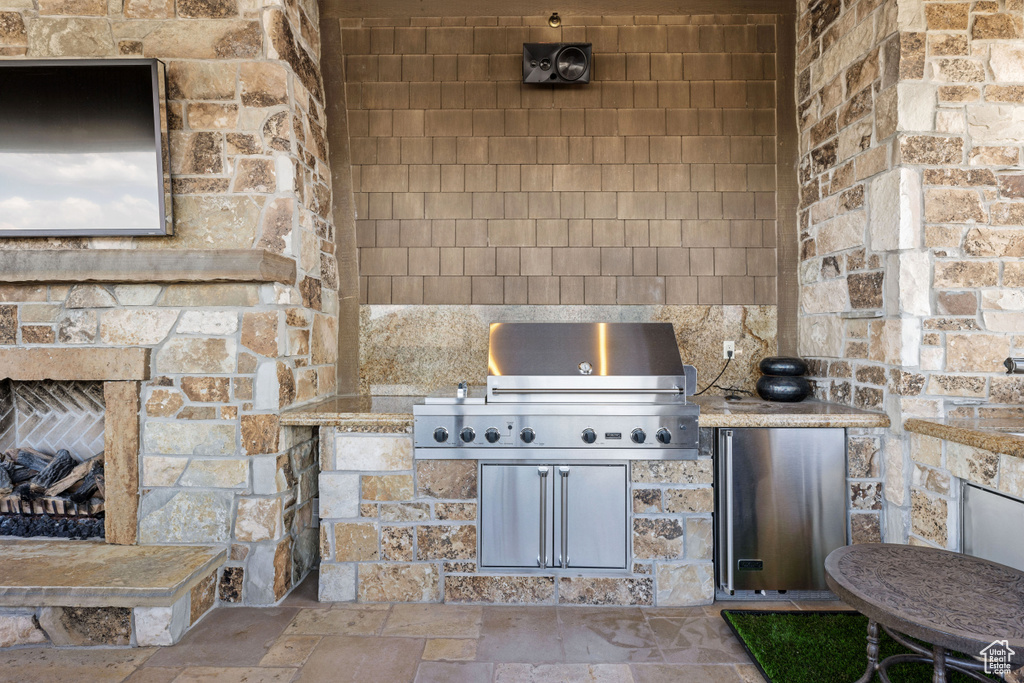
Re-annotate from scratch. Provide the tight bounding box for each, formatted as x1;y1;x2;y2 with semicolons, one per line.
479;464;552;568
487;322;685;377
416;448;699;461
556;464;628;569
413;403;699;451
717;428;846;592
963;484;1024;572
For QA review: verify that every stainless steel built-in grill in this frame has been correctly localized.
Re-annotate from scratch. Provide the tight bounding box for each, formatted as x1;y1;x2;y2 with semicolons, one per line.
414;322;699;573
413;322;700;460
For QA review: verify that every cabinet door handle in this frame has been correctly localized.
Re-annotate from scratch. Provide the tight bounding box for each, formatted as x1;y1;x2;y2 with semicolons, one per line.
559;466;570;568
725;430;734;593
538;467;549;567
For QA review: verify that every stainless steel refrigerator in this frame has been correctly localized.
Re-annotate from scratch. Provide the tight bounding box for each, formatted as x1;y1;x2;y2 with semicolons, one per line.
716;428;847;597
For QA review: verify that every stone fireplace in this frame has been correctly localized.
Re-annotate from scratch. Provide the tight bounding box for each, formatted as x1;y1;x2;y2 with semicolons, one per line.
0;348;145;545
0;380;108;538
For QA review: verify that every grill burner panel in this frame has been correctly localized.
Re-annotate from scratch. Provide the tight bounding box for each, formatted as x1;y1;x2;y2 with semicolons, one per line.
414;323;700;460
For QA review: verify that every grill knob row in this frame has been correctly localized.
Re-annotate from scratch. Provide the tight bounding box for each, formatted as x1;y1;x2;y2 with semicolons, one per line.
435;425;672;445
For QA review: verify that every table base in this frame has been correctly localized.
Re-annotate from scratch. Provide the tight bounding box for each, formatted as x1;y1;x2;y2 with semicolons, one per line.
856;620;993;683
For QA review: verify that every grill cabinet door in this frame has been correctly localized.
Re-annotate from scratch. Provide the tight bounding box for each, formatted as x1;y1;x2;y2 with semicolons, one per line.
480;464;552;568
557;464;628;569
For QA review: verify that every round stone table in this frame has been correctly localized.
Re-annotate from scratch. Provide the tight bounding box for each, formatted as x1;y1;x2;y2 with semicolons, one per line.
825;543;1024;683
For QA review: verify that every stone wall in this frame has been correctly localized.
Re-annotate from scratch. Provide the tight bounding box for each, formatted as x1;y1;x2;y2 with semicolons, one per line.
795;0;903;413
339;14;780;306
795;0;908;540
0;0;336;604
796;0;1024;545
318;428;715;606
900;0;1024;546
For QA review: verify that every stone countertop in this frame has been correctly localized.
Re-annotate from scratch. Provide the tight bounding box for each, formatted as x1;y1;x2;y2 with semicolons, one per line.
280;395;416;432
281;394;889;431
905;417;1024;460
692;396;890;428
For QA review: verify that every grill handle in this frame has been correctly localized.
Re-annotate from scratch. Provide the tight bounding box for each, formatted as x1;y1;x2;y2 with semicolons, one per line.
538;467;549;568
491;387;684;395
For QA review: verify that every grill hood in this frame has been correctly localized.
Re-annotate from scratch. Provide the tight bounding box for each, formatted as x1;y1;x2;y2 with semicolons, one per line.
485;322;697;404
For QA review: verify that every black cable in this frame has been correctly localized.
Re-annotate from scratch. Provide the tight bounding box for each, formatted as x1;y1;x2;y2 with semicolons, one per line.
712;385;753;396
694;354;731;396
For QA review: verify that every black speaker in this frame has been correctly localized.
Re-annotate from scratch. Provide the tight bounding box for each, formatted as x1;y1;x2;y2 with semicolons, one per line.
523;43;592;84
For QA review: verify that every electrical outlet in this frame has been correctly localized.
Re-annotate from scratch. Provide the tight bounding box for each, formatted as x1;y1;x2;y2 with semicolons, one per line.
723;341;735;359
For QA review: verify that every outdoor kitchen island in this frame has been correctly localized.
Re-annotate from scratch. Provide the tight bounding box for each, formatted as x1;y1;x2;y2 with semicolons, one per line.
282;394;889;607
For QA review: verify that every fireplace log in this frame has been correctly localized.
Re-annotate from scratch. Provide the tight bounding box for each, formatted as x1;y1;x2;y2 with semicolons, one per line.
44;456;102;497
0;465;11;496
10;466;35;485
16;448;53;472
69;471;100;504
31;450;76;492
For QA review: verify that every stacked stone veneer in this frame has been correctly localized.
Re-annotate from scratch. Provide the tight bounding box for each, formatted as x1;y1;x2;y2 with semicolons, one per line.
909;434;1024;548
0;0;337;605
796;0;1024;544
318;428;715;606
341;14;780;306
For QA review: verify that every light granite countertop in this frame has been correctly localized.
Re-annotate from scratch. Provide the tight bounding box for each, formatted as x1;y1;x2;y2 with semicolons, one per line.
904;417;1024;460
692;396;889;428
280;395;418;432
281;394;890;431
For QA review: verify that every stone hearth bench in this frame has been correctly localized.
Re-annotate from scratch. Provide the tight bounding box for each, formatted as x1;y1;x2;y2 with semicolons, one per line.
0;540;225;648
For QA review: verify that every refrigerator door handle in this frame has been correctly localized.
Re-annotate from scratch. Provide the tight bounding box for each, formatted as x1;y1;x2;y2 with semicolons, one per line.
538;466;549;567
725;430;734;593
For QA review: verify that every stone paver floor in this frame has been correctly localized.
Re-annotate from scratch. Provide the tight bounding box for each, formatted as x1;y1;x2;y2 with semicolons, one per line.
0;574;847;682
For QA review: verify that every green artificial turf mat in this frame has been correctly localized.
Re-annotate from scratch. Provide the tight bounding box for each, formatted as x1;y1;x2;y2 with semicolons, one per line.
722;610;1000;683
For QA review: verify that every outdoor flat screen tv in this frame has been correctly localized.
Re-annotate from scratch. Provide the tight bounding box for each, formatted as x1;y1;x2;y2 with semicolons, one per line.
0;58;172;237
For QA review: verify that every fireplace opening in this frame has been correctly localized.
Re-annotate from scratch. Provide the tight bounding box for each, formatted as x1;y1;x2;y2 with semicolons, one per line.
0;380;106;540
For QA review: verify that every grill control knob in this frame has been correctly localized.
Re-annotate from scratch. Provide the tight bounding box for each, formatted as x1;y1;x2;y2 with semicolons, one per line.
656;428;672;444
433;427;449;443
631;428;647;444
460;427;476;443
581;428;597;444
485;427;500;443
520;428;536;444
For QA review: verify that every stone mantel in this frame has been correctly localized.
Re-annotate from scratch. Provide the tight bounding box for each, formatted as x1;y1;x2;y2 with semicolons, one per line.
0;250;296;285
0;348;150;382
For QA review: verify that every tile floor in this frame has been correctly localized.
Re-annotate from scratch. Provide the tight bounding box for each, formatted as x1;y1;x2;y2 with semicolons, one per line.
0;574;848;683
